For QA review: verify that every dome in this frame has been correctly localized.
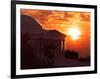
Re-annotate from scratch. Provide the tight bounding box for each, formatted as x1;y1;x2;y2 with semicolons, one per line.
21;14;43;33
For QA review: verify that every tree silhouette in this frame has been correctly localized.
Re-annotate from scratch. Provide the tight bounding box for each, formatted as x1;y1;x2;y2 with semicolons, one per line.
64;50;79;60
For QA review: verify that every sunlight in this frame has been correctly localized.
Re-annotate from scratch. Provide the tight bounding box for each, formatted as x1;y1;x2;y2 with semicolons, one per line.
67;27;81;40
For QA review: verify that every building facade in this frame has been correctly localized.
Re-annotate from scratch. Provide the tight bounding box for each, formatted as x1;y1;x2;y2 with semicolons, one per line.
21;14;66;69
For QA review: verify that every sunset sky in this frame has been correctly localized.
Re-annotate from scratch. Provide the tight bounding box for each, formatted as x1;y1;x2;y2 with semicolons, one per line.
21;9;90;58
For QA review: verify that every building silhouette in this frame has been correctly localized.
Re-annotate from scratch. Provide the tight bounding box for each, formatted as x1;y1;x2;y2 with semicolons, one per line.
21;14;66;69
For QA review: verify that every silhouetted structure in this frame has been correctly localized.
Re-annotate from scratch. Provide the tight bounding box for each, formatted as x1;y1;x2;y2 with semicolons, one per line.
21;15;66;69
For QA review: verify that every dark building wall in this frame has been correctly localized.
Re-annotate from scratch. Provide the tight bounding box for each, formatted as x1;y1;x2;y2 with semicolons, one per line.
21;14;66;69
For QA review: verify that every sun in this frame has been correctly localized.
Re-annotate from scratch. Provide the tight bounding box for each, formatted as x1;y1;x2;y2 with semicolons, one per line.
67;27;81;40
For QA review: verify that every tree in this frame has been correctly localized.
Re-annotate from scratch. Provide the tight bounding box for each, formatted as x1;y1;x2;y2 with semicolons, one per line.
64;50;79;60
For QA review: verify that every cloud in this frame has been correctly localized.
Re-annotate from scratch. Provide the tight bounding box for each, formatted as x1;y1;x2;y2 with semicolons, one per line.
21;9;91;57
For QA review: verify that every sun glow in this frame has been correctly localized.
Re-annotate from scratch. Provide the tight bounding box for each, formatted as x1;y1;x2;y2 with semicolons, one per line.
67;27;81;40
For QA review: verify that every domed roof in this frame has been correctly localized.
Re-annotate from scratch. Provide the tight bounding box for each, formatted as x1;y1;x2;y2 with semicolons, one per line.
21;14;43;33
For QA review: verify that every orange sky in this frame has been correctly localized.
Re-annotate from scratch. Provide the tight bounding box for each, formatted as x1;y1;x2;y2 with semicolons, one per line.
21;9;90;58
